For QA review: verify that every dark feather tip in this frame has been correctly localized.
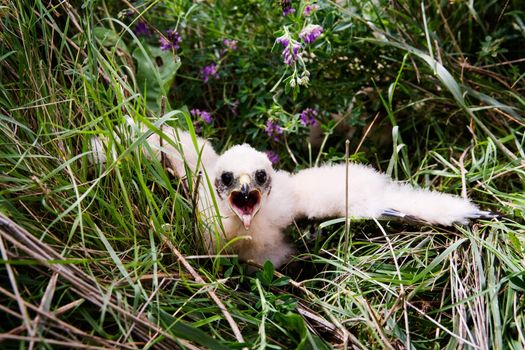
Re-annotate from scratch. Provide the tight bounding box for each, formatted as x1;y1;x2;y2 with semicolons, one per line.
467;210;500;220
381;208;406;218
381;209;425;224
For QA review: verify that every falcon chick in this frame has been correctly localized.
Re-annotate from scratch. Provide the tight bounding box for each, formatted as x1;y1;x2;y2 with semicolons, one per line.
91;123;495;268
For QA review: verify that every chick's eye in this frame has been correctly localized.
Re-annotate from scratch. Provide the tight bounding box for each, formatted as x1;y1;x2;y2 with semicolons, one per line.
221;172;234;187
255;170;267;185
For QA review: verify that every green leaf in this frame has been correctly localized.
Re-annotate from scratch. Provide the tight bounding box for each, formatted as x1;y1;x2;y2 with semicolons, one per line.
274;312;330;350
272;276;291;287
508;232;523;254
156;309;230;350
132;44;181;113
93;26;128;53
257;260;275;287
333;21;353;32
275;312;307;349
509;274;525;292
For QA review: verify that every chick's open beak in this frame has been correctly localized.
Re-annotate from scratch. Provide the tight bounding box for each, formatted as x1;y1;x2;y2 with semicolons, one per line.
228;174;262;230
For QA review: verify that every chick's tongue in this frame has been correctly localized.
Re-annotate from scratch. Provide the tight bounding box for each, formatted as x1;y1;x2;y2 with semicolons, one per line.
241;214;252;229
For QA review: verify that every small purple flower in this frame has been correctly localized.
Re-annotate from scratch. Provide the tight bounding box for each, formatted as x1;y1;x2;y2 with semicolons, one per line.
159;29;182;51
303;4;319;16
299;108;318;126
223;39;238;51
159;37;171;51
281;0;296;16
265;119;283;141
134;21;150;36
276;35;290;47
190;109;213;124
283;7;296;16
200;111;213;124
265;150;280;165
299;24;323;44
167;29;181;43
275;34;301;65
192;120;202;134
201;63;219;83
283;42;301;65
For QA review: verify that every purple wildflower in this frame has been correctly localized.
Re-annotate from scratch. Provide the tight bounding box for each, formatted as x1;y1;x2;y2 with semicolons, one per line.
265;150;280;165
159;29;182;51
200;111;213;124
159;37;171;51
299;108;318;126
265;119;283;141
167;29;181;44
303;4;320;16
134;21;150;36
192;120;202;134
281;0;296;16
201;63;219;83
283;7;296;16
276;35;301;65
276;34;290;47
190;109;213;124
223;39;238;51
299;24;323;44
283;42;301;65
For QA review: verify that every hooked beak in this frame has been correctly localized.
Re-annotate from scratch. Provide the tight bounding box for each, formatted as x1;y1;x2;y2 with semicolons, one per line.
240;183;250;200
228;174;262;230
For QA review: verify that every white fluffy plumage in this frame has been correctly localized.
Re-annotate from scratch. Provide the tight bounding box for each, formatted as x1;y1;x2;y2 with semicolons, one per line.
91;124;495;267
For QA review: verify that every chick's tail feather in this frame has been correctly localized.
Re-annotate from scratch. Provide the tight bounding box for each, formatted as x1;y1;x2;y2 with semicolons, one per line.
380;207;498;224
289;163;496;226
380;182;498;226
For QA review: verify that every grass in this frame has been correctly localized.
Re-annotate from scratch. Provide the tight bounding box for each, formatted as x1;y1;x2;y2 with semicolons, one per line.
1;0;524;349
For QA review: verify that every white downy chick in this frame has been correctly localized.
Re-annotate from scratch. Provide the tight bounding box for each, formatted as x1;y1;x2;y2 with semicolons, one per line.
90;124;496;267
